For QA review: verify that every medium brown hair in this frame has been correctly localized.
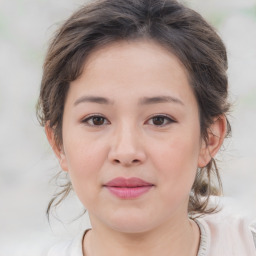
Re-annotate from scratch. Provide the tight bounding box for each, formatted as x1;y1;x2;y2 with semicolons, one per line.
37;0;231;217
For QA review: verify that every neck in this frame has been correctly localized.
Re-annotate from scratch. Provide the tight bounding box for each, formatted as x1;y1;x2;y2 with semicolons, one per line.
83;215;200;256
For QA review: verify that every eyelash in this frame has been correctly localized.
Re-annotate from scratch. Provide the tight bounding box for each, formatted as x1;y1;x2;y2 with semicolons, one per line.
145;114;176;127
81;114;176;127
82;114;110;126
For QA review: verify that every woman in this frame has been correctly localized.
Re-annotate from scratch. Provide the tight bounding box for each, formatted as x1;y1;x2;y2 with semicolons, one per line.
37;0;256;255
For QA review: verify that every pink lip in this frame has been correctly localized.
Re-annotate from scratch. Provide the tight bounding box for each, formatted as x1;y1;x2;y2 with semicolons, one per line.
104;177;154;199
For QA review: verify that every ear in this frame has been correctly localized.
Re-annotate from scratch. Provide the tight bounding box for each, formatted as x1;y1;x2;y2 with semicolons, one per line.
45;123;69;172
198;115;227;168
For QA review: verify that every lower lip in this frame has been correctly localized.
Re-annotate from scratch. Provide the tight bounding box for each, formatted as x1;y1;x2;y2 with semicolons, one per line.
105;186;153;199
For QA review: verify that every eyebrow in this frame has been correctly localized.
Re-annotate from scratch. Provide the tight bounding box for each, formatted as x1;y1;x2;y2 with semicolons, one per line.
139;96;184;106
74;96;114;106
74;95;184;106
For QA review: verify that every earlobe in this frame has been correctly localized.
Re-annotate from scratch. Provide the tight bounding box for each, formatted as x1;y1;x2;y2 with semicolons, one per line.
198;115;227;168
45;123;69;172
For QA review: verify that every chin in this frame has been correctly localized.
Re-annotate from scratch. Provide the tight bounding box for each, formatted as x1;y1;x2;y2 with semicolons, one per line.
112;224;153;234
106;214;156;234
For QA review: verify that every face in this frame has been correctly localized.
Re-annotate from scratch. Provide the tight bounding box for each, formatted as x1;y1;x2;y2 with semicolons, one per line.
52;40;209;233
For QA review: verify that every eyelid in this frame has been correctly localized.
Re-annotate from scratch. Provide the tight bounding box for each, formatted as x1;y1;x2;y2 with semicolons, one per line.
81;113;176;127
145;114;176;126
81;114;110;126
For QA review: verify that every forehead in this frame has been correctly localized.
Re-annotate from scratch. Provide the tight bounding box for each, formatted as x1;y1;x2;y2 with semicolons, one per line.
68;39;196;108
83;39;188;78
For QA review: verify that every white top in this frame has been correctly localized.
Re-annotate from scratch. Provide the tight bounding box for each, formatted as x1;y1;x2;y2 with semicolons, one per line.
46;214;256;256
195;215;256;256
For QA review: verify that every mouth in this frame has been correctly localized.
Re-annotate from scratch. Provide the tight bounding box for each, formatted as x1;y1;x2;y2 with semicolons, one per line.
103;177;154;199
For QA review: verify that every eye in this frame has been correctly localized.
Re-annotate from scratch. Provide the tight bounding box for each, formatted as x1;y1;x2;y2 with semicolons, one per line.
146;115;176;126
82;115;109;126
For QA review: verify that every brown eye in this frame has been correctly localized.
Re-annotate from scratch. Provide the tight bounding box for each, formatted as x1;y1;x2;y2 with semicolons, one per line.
147;115;175;127
152;116;165;126
82;115;109;126
92;116;105;125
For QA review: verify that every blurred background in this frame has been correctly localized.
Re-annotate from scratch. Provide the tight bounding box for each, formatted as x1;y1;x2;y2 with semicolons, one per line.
0;0;256;255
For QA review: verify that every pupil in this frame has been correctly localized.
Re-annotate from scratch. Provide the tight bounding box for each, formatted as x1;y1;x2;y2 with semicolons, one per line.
93;117;104;125
153;116;164;125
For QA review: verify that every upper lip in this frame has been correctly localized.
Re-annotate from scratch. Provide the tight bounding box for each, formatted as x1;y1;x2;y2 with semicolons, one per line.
104;177;153;187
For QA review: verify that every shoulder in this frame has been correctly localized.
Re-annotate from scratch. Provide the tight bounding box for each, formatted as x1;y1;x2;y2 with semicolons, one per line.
46;240;73;256
250;221;256;249
196;211;256;256
45;231;86;256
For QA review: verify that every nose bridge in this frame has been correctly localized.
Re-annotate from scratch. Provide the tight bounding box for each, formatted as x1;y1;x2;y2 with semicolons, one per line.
108;120;146;165
117;120;135;146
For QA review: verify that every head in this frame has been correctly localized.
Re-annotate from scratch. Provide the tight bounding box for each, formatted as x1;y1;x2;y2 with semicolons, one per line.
37;0;231;222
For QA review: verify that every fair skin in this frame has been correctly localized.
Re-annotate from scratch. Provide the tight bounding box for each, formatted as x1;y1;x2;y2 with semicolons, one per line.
46;40;226;256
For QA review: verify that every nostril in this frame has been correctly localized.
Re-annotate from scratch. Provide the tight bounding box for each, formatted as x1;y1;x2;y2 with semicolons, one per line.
112;159;140;165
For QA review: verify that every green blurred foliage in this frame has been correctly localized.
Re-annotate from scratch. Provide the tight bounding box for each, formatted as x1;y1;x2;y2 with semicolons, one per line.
241;89;256;107
0;12;7;36
207;12;227;28
242;5;256;20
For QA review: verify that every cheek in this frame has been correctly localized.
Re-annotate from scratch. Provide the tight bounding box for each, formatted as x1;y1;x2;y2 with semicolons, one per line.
149;131;201;195
63;137;108;204
64;131;108;172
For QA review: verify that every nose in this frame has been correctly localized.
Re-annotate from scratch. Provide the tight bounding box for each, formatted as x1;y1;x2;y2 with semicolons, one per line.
108;124;146;167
